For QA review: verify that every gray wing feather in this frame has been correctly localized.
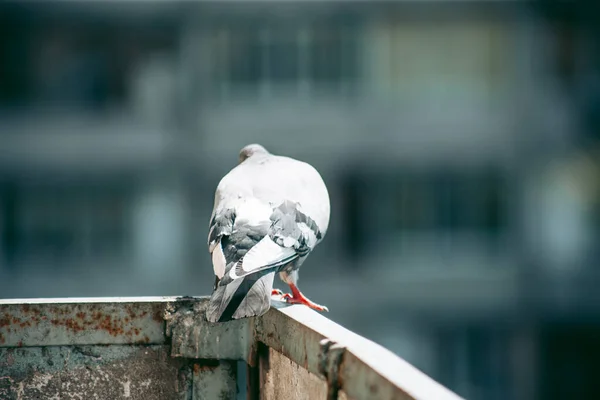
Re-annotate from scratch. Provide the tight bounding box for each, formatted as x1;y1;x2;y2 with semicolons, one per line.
270;200;321;256
218;200;320;285
208;209;235;252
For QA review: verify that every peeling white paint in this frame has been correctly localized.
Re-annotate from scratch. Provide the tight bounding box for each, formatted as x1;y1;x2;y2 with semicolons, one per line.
140;379;151;388
97;368;111;382
0;376;15;400
123;379;131;397
16;381;24;400
27;373;53;391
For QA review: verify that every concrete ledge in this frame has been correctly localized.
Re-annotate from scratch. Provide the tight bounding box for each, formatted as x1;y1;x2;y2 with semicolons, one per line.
0;296;463;400
0;297;171;347
165;296;253;362
257;303;464;400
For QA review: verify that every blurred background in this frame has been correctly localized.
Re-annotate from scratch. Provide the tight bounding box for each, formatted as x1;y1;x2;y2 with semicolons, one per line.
0;0;599;399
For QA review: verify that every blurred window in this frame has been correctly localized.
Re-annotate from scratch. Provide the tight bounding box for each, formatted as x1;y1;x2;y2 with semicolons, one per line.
4;183;130;266
345;168;509;258
207;22;358;97
267;28;300;83
0;14;178;112
387;169;507;232
370;19;513;103
227;27;263;85
310;25;358;87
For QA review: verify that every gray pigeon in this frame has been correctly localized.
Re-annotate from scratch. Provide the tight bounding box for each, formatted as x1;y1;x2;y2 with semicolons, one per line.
206;144;330;323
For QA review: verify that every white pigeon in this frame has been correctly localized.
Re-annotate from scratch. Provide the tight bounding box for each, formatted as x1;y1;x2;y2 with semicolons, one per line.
206;144;330;323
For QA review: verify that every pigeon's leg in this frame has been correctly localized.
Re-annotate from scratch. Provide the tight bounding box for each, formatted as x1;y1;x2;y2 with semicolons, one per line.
271;289;283;296
281;284;329;312
278;270;329;312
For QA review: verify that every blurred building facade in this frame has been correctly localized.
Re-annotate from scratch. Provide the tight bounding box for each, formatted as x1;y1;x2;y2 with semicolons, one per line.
1;1;599;399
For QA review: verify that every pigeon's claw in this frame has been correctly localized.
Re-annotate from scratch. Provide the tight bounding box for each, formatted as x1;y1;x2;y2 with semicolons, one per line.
281;284;329;312
282;293;329;312
271;289;284;296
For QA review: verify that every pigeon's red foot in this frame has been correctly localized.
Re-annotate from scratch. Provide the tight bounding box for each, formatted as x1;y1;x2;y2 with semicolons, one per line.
271;289;284;296
281;283;329;312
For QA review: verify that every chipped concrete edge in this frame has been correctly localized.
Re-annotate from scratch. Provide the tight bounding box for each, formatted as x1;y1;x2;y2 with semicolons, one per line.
164;296;253;362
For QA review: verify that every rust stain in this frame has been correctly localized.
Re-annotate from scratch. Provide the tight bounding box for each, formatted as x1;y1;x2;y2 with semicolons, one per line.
193;364;214;374
369;383;378;394
1;303;164;342
0;332;5;344
17;340;23;347
152;309;163;323
135;336;151;344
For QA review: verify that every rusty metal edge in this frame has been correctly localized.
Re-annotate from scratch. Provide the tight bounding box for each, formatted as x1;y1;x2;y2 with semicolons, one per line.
256;304;465;400
0;296;204;348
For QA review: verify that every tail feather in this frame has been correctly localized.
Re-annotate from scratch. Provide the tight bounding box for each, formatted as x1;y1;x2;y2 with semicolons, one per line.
206;270;275;323
220;236;297;285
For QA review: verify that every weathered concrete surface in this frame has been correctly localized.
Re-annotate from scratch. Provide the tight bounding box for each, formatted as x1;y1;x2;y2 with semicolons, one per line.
0;297;170;347
259;347;350;400
166;298;253;362
0;345;191;400
192;360;237;400
259;346;326;400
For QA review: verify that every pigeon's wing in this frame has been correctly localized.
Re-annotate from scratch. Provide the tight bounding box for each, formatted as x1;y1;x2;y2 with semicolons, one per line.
218;200;322;285
207;208;235;281
206;192;300;322
206;202;305;323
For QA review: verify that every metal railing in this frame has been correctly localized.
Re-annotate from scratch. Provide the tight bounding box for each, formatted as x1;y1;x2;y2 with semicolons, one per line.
0;297;463;400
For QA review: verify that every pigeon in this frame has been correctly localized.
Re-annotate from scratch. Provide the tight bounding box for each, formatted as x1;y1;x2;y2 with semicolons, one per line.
206;144;330;323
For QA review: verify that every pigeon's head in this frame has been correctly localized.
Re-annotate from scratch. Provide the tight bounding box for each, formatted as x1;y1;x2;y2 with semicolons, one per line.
239;144;269;163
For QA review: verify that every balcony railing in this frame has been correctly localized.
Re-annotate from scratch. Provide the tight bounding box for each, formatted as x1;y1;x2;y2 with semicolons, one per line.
0;296;463;400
